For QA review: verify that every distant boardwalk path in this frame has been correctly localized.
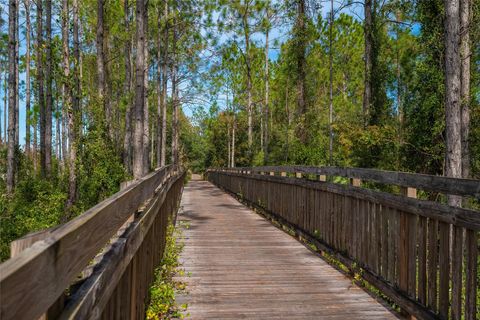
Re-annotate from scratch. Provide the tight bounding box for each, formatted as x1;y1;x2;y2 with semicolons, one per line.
176;176;400;319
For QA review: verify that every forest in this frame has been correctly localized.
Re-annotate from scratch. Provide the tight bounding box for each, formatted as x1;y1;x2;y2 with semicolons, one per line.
0;0;478;261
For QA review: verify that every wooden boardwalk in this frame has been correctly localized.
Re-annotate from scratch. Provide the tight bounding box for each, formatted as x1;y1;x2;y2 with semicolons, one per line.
176;177;401;319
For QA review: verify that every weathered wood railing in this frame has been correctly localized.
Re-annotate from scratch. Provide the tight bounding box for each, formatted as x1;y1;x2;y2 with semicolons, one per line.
207;166;479;320
0;165;185;320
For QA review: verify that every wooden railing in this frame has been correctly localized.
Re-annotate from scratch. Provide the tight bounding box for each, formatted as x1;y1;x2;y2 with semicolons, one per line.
0;165;185;320
207;166;479;320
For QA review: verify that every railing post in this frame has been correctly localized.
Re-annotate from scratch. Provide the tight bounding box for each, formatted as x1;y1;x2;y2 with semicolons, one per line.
350;178;361;187
281;172;286;177
270;172;275;176
399;186;417;320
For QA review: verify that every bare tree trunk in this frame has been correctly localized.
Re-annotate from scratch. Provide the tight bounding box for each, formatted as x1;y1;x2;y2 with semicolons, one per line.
6;0;17;194
44;0;53;177
25;0;31;155
64;0;78;210
444;0;462;207
61;0;71;168
143;5;150;173
37;0;44;176
363;0;373;127
156;13;162;168
328;0;334;165
171;11;179;165
15;4;19;147
231;92;236;167
3;72;6;142
460;0;471;178
241;2;253;152
56;94;61;162
296;0;306;116
226;87;231;166
156;4;168;168
133;0;146;179
0;69;3;144
264;14;270;164
285;80;290;162
161;0;168;167
150;121;154;167
123;0;133;174
97;0;108;132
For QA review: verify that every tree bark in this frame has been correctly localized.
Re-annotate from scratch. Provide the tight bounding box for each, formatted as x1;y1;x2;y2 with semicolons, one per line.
329;0;334;166
143;4;150;173
65;0;78;210
171;11;179;165
3;72;6;143
37;0;44;175
156;3;167;168
231;103;236;167
264;12;270;164
44;0;53;177
24;0;31;155
160;0;168;167
363;0;373;127
133;0;146;179
460;0;470;178
242;4;253;151
444;0;462;206
97;0;108;130
6;0;17;194
296;0;306;116
15;4;19;148
123;0;133;174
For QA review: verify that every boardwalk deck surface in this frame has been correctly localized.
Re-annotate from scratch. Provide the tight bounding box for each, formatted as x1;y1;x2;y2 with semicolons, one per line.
176;177;400;319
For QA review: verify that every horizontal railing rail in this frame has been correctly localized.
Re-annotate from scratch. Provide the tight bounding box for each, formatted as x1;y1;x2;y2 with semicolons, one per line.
207;166;479;320
217;166;480;198
0;165;185;320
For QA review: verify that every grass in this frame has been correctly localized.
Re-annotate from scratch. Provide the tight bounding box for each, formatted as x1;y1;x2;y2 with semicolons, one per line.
146;221;189;320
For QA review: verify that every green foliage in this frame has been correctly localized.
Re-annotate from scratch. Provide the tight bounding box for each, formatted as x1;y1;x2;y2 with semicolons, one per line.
146;222;188;320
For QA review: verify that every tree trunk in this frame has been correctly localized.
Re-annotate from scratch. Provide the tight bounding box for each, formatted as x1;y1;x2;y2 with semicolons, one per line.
3;73;6;143
65;0;78;210
460;0;470;178
37;0;44;175
243;11;253;151
156;4;168;168
171;11;179;165
6;0;17;194
264;17;269;164
24;0;31;155
123;0;133;174
133;0;146;179
14;4;19;147
231;92;236;167
143;5;150;173
328;0;334;166
363;0;373;127
161;0;168;167
444;0;462;206
43;0;53;177
97;0;108;131
296;0;306;116
61;0;71;166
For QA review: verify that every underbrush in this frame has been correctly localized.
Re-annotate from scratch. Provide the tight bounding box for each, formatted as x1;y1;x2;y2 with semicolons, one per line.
146;221;189;320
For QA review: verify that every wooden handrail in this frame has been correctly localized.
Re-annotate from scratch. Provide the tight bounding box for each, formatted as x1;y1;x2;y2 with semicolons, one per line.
214;166;480;198
207;167;479;320
0;165;185;320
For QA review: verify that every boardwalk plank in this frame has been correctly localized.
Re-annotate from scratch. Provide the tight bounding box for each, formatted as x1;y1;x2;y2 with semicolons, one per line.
176;178;400;319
